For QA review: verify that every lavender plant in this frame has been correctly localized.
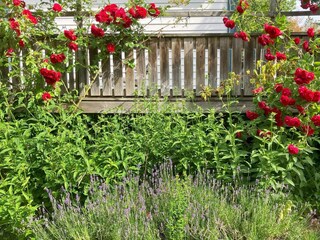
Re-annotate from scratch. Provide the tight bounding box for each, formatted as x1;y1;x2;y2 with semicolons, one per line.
30;163;320;240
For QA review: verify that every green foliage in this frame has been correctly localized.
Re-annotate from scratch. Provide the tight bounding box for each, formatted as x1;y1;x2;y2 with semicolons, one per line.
30;166;320;239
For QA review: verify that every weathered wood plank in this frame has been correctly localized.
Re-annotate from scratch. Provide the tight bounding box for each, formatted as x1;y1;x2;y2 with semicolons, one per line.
196;37;206;96
184;37;194;95
136;49;146;96
243;38;256;96
208;37;218;95
219;36;230;82
76;48;87;96
125;50;135;96
171;38;182;96
68;52;75;92
160;38;170;96
113;53;123;96
89;48;100;96
148;40;158;96
101;56;112;96
232;37;242;96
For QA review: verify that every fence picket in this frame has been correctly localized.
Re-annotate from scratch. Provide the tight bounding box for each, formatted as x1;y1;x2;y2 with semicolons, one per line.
196;37;206;96
184;37;194;95
125;50;135;96
160;38;170;96
113;53;123;96
208;37;218;95
136;49;146;96
172;38;182;96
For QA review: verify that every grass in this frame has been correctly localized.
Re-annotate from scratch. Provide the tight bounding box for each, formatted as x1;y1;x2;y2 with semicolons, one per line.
30;163;320;240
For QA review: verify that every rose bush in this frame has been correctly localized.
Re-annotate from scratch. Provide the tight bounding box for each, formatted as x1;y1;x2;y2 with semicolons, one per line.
0;0;162;237
225;1;320;201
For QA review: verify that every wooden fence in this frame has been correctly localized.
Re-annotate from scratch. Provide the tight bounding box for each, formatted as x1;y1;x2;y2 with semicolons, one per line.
0;33;310;112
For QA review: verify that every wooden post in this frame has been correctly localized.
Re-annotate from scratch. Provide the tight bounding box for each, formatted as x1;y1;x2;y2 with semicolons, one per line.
269;0;277;21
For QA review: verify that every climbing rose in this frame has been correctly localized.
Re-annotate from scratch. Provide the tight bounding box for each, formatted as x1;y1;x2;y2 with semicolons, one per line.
95;10;112;24
128;6;147;19
40;68;61;86
13;0;21;6
264;24;282;38
296;105;305;115
106;43;115;53
148;3;160;17
294;68;314;85
282;88;291;96
274;83;283;93
18;39;25;48
246;110;259;120
6;48;14;57
265;48;275;61
303;40;311;52
68;42;78;51
276;52;286;61
52;3;62;12
301;125;314;136
223;17;235;29
252;86;263;94
42;92;52;101
298;86;314;102
50;53;66;64
284;116;301;127
311;115;320;126
258;34;274;46
310;4;319;13
294;37;300;45
288;144;299;155
280;95;295;106
307;27;315;37
22;9;38;24
91;24;105;37
64;29;77;41
234;31;249;41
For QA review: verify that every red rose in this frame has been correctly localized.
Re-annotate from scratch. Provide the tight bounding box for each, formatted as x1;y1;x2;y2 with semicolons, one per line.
246;110;259;120
258;34;274;46
281;88;291;96
50;53;66;64
91;24;105;37
148;3;160;17
235;132;242;139
13;0;21;6
265;48;275;61
294;37;300;45
22;9;38;24
18;39;25;48
68;42;78;51
252;86;263;94
301;125;314;136
310;4;319;13
288;144;299;155
264;24;282;38
64;29;77;41
303;40;311;52
276;52;286;61
223;17;235;29
106;43;116;53
296;105;305;115
298;86;314;102
104;4;118;16
128;6;147;19
95;10;112;24
122;16;133;28
42;92;52;101
6;48;14;57
236;5;245;14
280;95;296;106
284;116;301;127
294;68;314;85
307;27;315;37
313;91;320;102
40;68;61;86
52;3;62;12
301;0;310;9
311;115;320;126
274;83;283;93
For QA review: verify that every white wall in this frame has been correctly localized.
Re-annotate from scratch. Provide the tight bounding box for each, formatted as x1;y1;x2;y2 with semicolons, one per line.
26;0;229;34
